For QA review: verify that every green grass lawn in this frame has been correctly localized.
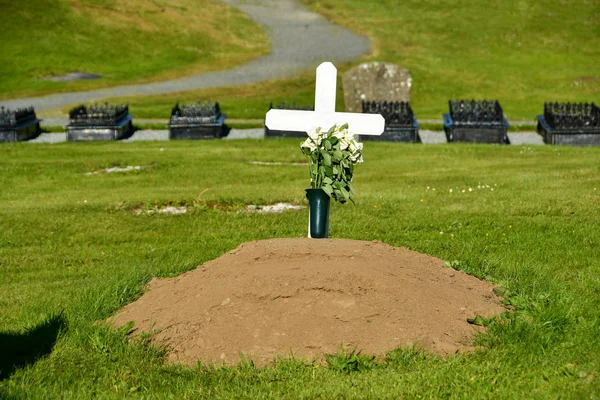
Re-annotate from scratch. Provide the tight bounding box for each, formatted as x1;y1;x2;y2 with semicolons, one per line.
93;0;600;121
1;140;599;398
0;0;268;99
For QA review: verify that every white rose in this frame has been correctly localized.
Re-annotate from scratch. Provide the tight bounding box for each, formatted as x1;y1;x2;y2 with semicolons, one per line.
333;126;348;139
307;127;324;146
351;141;364;152
301;138;317;152
350;152;363;163
339;138;349;150
348;141;357;153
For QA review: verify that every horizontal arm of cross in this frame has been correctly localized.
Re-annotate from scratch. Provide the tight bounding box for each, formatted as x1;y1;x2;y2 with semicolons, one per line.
265;109;385;136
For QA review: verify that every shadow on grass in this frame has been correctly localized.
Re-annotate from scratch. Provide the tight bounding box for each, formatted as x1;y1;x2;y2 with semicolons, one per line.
0;313;66;380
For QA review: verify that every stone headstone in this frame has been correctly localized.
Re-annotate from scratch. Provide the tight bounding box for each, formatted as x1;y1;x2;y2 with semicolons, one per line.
342;62;412;113
66;103;134;142
361;101;420;143
537;102;600;146
0;106;42;142
169;101;228;140
443;100;509;144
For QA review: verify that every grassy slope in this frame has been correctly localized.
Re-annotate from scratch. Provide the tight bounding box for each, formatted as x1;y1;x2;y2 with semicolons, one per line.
0;141;599;397
102;71;337;120
99;0;599;121
299;0;600;119
0;0;268;99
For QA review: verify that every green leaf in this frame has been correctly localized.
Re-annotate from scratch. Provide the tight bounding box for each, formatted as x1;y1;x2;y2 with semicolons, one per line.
341;186;350;200
467;315;492;327
323;177;333;184
323;139;332;150
322;152;332;166
318;165;326;178
322;184;333;197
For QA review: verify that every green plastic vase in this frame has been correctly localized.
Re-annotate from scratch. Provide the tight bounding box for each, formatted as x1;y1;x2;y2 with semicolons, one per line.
305;188;330;238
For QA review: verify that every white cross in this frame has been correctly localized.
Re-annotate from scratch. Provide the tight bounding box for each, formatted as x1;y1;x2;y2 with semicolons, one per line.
265;62;385;136
265;62;384;238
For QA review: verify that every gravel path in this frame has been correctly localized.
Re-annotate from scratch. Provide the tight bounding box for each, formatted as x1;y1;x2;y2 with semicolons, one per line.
419;131;545;145
2;0;369;112
28;129;268;144
28;129;545;145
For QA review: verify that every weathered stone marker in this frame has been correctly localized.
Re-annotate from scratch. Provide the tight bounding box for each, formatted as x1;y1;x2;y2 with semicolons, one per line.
342;62;412;113
265;62;385;236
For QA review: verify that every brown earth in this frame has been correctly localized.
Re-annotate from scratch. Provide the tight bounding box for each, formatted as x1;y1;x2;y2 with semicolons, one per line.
109;238;504;367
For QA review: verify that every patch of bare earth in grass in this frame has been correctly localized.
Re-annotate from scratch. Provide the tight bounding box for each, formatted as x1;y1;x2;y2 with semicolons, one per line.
110;238;504;367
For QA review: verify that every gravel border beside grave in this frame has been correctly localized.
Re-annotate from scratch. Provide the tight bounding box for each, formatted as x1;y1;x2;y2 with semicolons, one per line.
27;129;546;145
507;132;546;146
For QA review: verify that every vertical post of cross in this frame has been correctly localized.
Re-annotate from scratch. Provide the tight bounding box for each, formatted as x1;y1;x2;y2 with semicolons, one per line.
314;62;337;114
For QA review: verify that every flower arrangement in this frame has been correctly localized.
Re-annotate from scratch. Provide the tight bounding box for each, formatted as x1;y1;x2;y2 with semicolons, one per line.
300;123;363;204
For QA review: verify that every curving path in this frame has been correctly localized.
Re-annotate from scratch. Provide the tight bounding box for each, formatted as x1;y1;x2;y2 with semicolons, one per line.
3;0;370;112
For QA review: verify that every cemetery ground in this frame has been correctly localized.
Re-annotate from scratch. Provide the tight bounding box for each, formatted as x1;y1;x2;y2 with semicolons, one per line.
3;0;597;121
91;0;598;121
1;139;599;397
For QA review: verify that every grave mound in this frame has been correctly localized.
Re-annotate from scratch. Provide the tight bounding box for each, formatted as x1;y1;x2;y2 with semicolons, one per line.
109;238;503;367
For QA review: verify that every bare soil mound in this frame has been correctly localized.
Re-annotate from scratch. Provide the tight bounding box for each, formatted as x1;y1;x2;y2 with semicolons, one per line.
110;238;503;366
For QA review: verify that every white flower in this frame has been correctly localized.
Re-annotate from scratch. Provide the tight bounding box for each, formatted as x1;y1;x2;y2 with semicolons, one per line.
348;141;363;153
301;138;317;152
307;127;323;145
333;127;347;139
353;155;364;163
339;138;349;150
350;151;363;163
